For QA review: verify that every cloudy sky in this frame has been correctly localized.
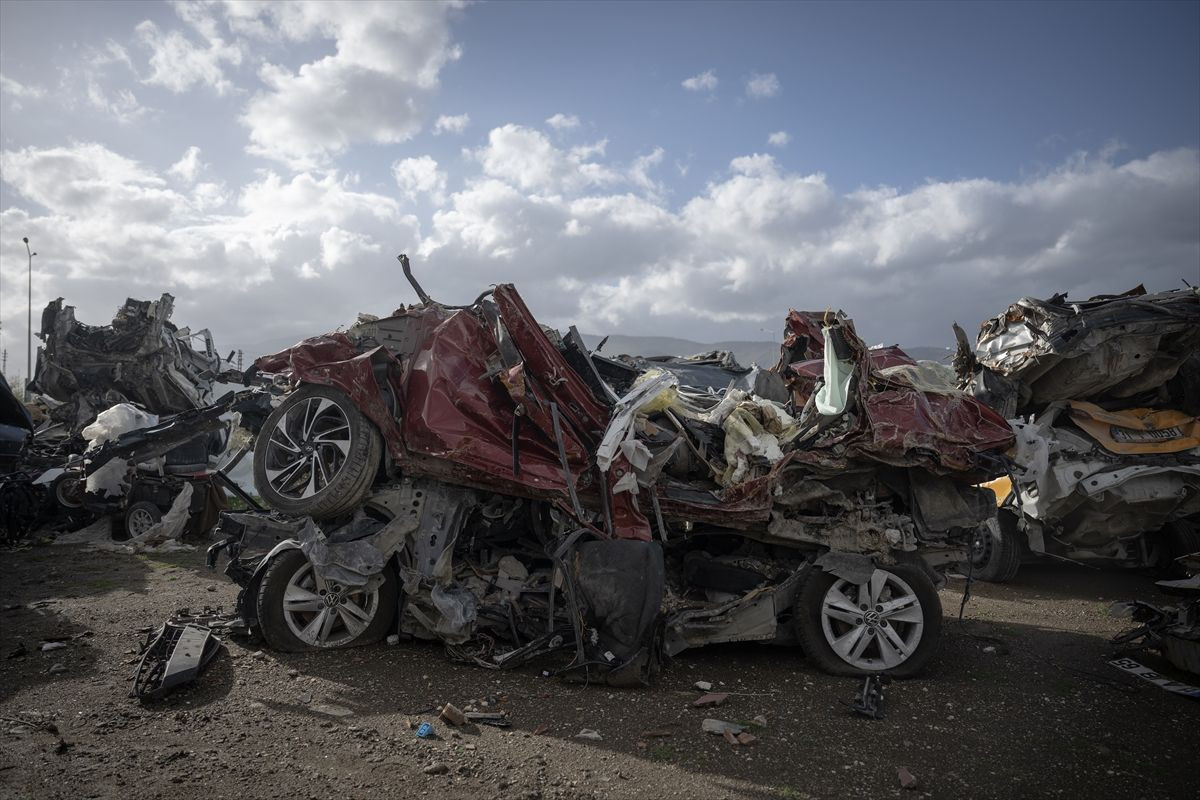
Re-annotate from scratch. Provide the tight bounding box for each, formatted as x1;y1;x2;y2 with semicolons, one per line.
1;0;1197;380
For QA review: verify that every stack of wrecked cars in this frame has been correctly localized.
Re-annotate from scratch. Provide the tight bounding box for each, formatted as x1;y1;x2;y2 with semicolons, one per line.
956;285;1200;582
207;255;1013;684
0;294;251;543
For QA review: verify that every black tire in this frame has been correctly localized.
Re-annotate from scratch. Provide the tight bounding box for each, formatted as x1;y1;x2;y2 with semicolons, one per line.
794;562;942;678
252;384;382;519
51;473;85;509
970;510;1022;583
125;501;162;538
256;549;397;652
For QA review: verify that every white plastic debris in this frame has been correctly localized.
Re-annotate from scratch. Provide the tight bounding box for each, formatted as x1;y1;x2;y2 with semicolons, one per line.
126;483;193;552
85;457;130;498
82;404;158;450
814;328;853;416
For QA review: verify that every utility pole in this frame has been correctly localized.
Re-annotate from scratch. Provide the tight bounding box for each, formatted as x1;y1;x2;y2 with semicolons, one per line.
23;237;36;400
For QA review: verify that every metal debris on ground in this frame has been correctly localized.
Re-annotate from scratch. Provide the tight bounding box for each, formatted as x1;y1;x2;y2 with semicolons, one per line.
465;711;510;727
132;620;224;701
847;674;891;720
1111;561;1200;679
701;719;743;736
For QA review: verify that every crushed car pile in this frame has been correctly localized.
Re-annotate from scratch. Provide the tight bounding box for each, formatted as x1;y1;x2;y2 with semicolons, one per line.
10;256;1200;696
0;293;248;544
199;255;1013;685
955;285;1200;581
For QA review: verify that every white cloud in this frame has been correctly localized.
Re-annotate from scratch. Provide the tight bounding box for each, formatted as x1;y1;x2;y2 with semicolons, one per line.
570;140;608;161
84;78;147;124
0;141;432;376
88;40;134;71
190;181;228;211
767;131;790;148
235;1;465;169
470;124;622;193
628;148;666;199
320;226;381;269
546;113;580;131
746;72;780;98
169;146;205;183
433;113;470;135
1;143;179;222
392;155;447;204
0;142;415;294
421;132;1199;346
0;74;45;101
682;69;718;92
2;135;1196;377
134;9;242;96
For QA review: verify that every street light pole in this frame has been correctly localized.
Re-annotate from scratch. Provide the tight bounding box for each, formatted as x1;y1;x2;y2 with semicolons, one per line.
23;237;36;400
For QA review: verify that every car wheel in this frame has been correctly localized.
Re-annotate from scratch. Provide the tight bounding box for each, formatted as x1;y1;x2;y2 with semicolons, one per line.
256;549;397;652
969;510;1023;582
252;385;382;519
52;473;86;509
794;562;942;678
125;501;162;538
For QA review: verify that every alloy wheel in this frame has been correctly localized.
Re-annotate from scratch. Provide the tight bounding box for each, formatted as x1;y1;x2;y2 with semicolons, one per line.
263;396;353;500
819;569;925;670
281;560;380;648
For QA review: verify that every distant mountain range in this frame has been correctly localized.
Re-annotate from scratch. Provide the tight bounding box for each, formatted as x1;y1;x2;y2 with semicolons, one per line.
580;333;951;367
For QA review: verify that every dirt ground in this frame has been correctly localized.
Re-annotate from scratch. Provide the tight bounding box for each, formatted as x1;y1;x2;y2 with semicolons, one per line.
1;541;1196;800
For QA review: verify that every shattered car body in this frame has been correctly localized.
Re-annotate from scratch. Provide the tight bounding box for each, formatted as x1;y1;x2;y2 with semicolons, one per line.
957;286;1200;581
957;285;1200;419
3;294;246;541
32;294;226;433
1004;402;1200;567
74;391;270;545
1112;552;1200;678
212;255;1014;682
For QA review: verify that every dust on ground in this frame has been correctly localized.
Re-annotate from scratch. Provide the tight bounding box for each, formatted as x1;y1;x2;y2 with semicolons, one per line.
1;544;1196;800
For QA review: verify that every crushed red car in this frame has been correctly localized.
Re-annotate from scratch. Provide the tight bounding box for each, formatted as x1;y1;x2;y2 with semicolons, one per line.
209;255;1014;685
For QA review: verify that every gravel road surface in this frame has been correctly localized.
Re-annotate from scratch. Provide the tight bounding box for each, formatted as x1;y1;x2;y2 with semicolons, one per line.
1;544;1196;799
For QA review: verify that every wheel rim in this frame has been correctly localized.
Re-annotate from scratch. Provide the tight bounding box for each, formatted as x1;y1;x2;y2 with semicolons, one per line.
282;559;380;648
55;477;85;508
970;528;993;567
128;507;158;536
820;569;924;670
263;396;353;500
